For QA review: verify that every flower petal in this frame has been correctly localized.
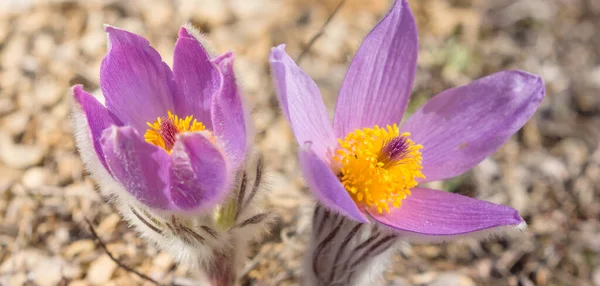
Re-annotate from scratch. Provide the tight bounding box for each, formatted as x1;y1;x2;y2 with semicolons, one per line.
173;26;220;128
169;132;229;211
72;85;120;172
270;44;336;161
369;188;525;240
299;144;369;223
402;70;545;182
210;52;247;170
100;26;177;133
100;126;172;209
333;0;418;138
212;51;231;66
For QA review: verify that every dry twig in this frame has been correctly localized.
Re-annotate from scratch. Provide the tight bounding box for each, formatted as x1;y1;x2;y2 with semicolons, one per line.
296;0;346;63
84;218;162;285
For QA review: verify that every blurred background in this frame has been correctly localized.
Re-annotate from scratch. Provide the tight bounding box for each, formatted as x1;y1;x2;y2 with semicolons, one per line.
0;0;599;285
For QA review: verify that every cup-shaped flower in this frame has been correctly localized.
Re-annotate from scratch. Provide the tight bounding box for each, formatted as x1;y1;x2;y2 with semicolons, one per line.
270;0;544;240
73;25;247;213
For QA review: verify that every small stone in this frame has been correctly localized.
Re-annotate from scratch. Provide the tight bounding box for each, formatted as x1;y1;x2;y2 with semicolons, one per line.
428;272;476;286
152;252;174;269
80;31;106;57
8;272;28;286
538;156;568;181
0;132;45;169
0;19;8;43
0;249;44;273
388;277;411;286
32;33;56;60
0;36;26;69
34;77;63;107
97;213;121;235
64;240;96;259
230;0;279;20
86;255;117;285
62;263;83;280
141;0;172;27
31;257;64;286
67;280;88;286
179;0;231;26
57;153;84;183
535;267;549;285
2;111;30;135
0;165;22;193
0;97;15;116
22;167;48;189
593;266;600;286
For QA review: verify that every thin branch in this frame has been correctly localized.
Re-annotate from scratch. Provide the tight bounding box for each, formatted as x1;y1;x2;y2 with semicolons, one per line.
296;0;347;63
84;218;161;285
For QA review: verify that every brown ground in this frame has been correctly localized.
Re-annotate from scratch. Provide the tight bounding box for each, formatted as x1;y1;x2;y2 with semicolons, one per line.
0;0;599;285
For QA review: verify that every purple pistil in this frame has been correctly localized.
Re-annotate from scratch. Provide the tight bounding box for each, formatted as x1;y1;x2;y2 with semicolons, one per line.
160;118;178;151
378;136;410;167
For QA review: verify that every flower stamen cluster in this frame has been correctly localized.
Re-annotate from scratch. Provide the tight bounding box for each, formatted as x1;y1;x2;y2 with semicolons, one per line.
144;110;206;152
334;124;425;214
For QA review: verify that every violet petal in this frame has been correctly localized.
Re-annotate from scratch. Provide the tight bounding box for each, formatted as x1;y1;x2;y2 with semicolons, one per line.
333;0;418;138
72;85;120;172
173;26;220;129
100;26;177;133
369;188;525;239
270;45;337;162
169;132;229;211
212;51;231;66
210;52;247;170
100;126;172;209
299;144;369;223
402;70;545;182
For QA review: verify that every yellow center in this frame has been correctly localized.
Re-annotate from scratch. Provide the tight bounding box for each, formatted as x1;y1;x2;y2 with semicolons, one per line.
144;111;206;153
334;124;425;214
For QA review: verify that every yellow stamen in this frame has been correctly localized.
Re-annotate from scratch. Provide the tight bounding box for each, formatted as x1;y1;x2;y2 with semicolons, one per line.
333;124;425;214
144;110;206;153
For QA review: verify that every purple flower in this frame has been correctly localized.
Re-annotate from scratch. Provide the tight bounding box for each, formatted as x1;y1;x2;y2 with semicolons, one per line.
73;25;247;212
269;0;544;240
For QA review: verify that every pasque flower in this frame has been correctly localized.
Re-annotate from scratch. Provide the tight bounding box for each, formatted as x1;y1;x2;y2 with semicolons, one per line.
270;0;544;239
72;26;267;282
73;25;247;213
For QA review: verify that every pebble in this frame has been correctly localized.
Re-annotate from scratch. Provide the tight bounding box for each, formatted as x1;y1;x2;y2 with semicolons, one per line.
538;156;569;181
64;239;96;259
0;249;44;273
34;77;63;107
0;97;16;116
0;132;45;169
97;213;121;235
22;167;48;189
62;263;83;280
7;272;28;286
86;255;117;285
594;266;600;286
31;257;64;286
428;272;476;286
2;111;30;135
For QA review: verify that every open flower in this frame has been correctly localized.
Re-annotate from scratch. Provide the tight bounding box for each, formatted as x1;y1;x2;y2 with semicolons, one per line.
270;0;544;239
73;25;247;213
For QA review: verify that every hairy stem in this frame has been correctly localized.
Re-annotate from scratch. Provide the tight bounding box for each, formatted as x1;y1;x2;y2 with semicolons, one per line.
307;206;398;286
208;245;236;286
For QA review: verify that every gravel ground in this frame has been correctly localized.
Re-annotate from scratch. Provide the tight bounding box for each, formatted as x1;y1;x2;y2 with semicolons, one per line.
0;0;599;285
